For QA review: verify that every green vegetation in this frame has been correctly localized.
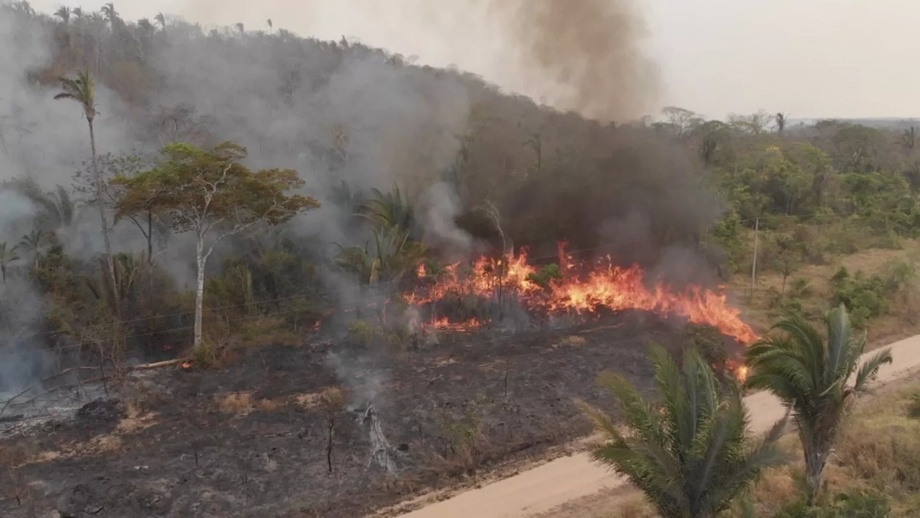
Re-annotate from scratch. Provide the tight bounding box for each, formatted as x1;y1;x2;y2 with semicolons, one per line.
745;305;892;504
581;346;785;518
112;141;318;351
594;378;920;517
588;307;898;516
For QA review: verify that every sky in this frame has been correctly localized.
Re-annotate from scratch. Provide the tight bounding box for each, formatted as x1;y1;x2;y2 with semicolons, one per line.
25;0;920;120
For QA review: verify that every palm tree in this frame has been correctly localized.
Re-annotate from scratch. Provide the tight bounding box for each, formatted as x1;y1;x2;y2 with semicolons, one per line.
335;225;426;285
55;71;118;308
899;126;918;154
2;178;76;231
744;304;893;504
358;185;415;234
137;18;153;34
100;2;117;26
0;242;19;282
18;229;46;268
581;346;786;518
54;6;71;24
775;112;788;136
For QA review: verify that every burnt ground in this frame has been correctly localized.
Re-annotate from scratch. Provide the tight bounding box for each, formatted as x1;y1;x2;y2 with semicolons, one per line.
0;310;742;518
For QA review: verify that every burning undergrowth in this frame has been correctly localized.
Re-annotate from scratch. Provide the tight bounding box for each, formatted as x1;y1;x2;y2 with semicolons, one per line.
368;242;757;356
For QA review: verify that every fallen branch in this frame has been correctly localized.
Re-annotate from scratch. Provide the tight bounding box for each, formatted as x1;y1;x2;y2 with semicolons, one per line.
0;371;112;419
129;358;184;370
0;385;39;419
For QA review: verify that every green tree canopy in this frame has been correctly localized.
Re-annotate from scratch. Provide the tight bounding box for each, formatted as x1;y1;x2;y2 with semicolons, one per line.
112;141;319;351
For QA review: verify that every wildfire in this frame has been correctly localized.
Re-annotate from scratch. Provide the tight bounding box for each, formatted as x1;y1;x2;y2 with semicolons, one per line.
406;243;758;346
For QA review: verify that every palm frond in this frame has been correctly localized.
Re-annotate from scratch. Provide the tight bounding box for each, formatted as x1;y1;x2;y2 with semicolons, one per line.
742;304;892;502
585;347;776;517
852;348;893;393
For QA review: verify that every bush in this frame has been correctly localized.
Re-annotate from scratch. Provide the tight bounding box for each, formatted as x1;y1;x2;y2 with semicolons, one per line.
829;267;888;328
776;491;891;518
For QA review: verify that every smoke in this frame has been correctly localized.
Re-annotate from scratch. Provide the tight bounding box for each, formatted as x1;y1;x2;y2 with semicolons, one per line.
0;277;48;396
0;0;704;405
417;182;474;262
485;0;659;121
172;0;657;122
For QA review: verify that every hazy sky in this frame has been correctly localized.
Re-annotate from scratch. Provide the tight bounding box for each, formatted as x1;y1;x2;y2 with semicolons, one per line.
26;0;920;120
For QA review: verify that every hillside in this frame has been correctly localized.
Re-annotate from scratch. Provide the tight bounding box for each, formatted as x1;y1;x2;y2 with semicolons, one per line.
2;1;920;516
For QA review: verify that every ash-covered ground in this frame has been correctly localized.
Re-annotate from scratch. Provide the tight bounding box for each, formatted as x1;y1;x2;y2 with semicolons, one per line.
0;310;742;518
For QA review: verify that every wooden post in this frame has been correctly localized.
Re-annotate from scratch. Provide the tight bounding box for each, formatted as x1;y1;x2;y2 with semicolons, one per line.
750;218;760;300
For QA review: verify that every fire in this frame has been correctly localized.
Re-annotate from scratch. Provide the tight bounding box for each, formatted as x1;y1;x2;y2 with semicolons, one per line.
736;365;749;382
426;316;483;332
406;243;758;346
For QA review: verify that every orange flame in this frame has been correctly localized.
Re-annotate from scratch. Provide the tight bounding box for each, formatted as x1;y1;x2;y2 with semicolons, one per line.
406;243;758;347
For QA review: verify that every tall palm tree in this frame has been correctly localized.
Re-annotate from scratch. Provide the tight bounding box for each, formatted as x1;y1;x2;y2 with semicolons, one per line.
744;304;893;504
0;242;19;282
101;2;118;26
18;229;46;269
54;6;71;24
775;112;788;136
581;346;786;518
55;71;118;308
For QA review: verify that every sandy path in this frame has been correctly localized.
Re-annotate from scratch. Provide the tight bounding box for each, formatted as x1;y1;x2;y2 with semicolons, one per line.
397;333;920;518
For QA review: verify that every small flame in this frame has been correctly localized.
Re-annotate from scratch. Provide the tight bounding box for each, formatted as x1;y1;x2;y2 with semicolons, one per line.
735;365;749;383
181;361;192;370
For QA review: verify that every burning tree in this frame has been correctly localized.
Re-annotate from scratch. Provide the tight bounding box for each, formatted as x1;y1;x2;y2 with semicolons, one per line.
112;141;319;352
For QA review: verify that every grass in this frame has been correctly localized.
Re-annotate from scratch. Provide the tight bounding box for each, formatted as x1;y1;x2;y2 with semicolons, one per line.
596;376;920;517
730;236;920;347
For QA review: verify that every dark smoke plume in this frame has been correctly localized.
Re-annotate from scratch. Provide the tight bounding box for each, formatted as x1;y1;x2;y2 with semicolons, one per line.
485;0;659;121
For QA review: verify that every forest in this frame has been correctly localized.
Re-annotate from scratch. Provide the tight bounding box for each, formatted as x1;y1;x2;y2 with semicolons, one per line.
2;1;920;516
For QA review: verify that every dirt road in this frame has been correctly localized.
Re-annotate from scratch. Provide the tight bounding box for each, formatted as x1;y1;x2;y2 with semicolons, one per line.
397;333;920;518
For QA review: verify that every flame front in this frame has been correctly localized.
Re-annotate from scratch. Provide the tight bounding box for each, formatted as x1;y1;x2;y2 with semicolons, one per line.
405;243;758;346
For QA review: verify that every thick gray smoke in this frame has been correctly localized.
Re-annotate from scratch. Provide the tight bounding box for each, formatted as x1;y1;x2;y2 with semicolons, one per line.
485;0;659;121
0;0;685;399
173;0;658;121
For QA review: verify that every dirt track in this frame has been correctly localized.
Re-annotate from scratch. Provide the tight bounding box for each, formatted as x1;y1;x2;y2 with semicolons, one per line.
397;333;920;518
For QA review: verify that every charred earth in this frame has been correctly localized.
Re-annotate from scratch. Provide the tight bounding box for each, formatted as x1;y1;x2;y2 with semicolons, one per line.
0;310;744;518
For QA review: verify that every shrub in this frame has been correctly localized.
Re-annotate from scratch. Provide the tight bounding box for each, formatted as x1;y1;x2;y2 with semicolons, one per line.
829;267;888;328
775;490;891;518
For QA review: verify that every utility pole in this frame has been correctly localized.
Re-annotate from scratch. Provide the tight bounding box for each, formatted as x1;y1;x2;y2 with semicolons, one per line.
750;218;760;300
